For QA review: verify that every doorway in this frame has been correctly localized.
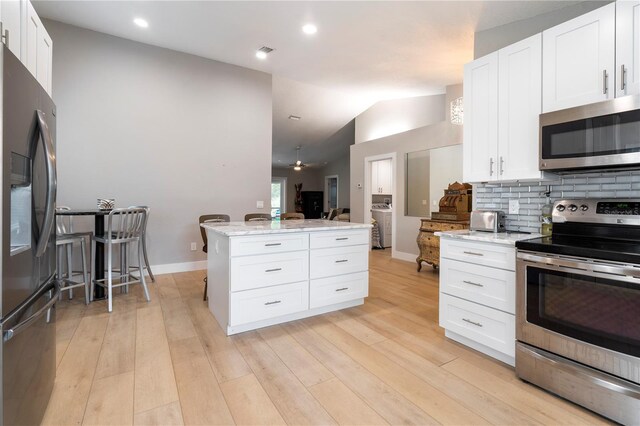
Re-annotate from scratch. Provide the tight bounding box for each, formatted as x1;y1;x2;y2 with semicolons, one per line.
271;177;287;218
364;153;396;253
324;175;338;210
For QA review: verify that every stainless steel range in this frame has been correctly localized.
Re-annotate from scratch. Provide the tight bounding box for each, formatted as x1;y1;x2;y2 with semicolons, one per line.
515;199;640;424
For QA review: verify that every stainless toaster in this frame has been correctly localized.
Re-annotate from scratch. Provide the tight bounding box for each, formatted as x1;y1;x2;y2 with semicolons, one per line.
470;210;506;232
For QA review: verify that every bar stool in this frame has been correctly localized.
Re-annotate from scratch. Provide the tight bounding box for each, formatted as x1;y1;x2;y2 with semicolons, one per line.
199;214;230;301
56;206;91;304
244;213;272;221
90;207;150;312
281;212;304;220
127;205;154;282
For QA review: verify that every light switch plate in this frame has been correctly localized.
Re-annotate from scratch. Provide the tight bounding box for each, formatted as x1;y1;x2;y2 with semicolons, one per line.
509;199;520;214
256;200;264;209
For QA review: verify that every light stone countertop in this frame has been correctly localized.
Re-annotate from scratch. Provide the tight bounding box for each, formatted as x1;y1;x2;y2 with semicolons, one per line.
201;219;372;237
435;229;542;246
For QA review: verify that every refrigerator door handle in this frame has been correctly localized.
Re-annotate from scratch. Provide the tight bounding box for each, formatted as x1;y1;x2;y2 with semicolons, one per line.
2;277;59;343
34;110;57;258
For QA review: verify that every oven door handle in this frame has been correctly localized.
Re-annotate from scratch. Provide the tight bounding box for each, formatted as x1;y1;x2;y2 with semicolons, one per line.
518;252;640;280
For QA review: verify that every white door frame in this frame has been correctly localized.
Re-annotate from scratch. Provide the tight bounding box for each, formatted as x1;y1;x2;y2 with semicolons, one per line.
364;153;397;255
271;176;287;214
324;175;339;210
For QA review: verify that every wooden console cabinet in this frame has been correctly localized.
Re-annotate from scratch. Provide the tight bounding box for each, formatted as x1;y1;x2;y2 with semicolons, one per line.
416;219;469;271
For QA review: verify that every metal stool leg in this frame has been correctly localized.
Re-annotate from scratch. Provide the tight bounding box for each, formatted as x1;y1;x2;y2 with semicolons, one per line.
203;277;207;301
142;233;155;282
80;238;89;305
66;244;73;300
90;238;96;302
138;239;150;302
107;241;113;313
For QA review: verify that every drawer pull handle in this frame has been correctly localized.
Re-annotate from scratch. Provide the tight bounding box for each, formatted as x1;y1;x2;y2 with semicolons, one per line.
265;268;282;273
336;237;349;241
335;259;349;263
463;251;483;256
463;280;484;287
264;300;282;306
335;287;349;292
462;318;483;327
265;243;282;247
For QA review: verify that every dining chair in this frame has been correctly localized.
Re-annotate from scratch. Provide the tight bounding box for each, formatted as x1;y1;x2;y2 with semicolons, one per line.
127;205;155;283
55;206;91;304
244;213;272;221
281;212;305;220
90;207;150;312
199;214;230;301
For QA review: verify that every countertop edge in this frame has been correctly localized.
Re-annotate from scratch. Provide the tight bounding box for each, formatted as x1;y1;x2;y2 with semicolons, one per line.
435;230;542;246
201;220;372;237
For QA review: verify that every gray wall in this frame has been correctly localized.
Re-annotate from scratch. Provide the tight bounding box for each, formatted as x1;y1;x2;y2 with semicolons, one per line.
46;20;273;268
316;119;354;209
350;121;461;256
474;1;612;58
355;94;446;144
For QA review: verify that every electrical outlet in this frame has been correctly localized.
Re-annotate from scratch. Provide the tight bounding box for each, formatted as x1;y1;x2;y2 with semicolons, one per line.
190;242;197;251
256;200;264;209
509;199;520;214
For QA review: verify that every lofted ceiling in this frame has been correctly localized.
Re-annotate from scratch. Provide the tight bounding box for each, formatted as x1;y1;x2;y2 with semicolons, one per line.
34;0;582;167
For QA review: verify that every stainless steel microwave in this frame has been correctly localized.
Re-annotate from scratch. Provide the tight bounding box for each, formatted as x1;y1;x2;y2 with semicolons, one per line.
539;95;640;172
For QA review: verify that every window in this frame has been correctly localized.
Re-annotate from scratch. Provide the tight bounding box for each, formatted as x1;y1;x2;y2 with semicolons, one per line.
271;177;287;218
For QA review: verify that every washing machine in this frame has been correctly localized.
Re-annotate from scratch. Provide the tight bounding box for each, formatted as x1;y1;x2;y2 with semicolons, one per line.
371;204;392;248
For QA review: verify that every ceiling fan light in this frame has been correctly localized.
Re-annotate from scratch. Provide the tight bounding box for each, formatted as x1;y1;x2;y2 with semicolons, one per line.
294;165;302;171
295;160;302;166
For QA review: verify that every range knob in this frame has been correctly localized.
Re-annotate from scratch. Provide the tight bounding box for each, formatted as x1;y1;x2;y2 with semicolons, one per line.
580;204;589;211
568;204;578;212
556;205;566;212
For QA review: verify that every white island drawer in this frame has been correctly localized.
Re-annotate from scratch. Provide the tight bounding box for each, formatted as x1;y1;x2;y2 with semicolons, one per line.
310;271;368;309
310;245;368;279
310;230;369;249
229;281;309;326
230;233;309;256
230;251;308;292
440;238;515;271
440;259;515;314
439;294;515;357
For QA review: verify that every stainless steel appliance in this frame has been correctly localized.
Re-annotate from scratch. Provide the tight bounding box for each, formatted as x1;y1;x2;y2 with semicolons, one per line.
515;199;640;424
469;210;505;232
1;45;59;424
539;95;640;172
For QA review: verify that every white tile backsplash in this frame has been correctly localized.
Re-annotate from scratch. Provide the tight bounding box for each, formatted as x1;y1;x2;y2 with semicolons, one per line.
474;170;640;232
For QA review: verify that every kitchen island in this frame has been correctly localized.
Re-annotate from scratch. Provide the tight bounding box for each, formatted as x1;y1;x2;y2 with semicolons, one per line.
201;220;372;335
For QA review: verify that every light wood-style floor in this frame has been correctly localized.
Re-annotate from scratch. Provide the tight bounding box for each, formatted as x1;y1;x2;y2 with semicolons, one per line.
42;250;611;425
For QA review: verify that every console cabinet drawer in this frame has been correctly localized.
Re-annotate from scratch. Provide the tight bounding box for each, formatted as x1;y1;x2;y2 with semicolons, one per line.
440;238;515;271
440;294;515;357
230;251;308;292
230;281;309;326
310;230;369;249
310;245;368;279
310;272;368;309
440;259;515;314
230;233;309;256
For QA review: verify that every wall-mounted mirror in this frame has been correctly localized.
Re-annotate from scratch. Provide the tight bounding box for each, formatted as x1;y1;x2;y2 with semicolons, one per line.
405;144;463;217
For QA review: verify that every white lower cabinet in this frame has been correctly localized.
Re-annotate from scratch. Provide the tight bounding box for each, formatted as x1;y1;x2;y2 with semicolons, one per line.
207;228;370;335
439;237;516;365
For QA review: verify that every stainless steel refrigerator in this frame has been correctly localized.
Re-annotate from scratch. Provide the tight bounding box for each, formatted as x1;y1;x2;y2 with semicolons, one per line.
1;44;58;424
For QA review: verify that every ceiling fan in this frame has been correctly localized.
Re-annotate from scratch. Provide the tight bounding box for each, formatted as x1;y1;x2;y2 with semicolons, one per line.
289;146;307;171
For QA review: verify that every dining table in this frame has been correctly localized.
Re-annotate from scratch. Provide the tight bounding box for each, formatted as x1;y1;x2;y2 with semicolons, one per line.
55;208;113;299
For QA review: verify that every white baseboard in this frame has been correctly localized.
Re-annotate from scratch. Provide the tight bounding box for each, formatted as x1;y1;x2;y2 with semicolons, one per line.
392;250;418;263
150;260;207;275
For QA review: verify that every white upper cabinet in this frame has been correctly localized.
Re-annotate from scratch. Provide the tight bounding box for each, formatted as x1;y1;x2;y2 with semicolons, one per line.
1;0;52;95
616;0;640;97
464;35;547;183
0;0;22;59
371;159;392;194
542;3;616;112
498;34;543;181
462;52;498;183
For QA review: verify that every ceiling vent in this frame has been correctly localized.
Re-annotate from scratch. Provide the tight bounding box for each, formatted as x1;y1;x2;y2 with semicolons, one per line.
258;46;274;54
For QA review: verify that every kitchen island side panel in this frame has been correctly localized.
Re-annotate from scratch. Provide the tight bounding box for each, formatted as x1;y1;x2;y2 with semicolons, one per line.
207;231;231;330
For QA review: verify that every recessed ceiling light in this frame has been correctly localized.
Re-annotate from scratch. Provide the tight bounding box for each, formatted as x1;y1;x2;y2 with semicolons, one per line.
288;115;301;120
256;46;273;60
302;24;317;35
133;18;149;28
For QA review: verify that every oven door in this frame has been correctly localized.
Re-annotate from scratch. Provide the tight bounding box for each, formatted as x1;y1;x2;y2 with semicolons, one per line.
539;95;640;171
516;251;640;384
